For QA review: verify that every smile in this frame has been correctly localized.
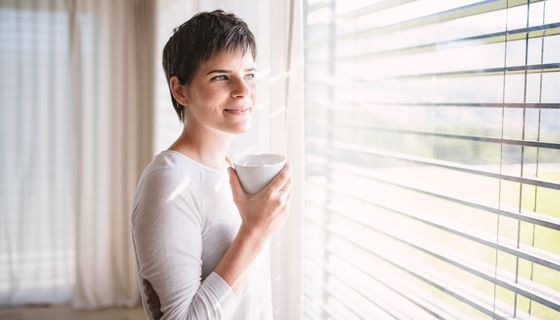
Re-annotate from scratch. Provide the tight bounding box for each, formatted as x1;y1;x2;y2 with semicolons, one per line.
224;108;251;115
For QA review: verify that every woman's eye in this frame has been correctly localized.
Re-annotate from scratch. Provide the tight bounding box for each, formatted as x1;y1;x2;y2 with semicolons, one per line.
245;73;255;80
212;75;228;81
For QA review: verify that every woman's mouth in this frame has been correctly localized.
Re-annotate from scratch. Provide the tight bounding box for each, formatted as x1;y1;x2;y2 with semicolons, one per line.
224;108;251;115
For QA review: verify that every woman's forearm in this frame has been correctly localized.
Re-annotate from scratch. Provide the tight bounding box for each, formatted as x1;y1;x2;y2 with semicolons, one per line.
217;164;292;294
214;224;266;294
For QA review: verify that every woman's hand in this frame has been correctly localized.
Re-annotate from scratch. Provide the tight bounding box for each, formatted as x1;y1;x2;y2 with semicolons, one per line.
228;163;292;238
215;164;292;292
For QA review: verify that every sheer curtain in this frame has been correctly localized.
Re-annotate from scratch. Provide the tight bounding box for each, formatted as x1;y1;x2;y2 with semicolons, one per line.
70;0;155;308
0;0;155;308
1;0;76;305
154;1;304;319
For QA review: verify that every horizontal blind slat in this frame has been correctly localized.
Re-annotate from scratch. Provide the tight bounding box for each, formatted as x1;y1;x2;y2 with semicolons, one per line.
320;225;513;320
309;123;560;149
338;23;560;60
307;63;560;79
308;99;560;109
397;63;560;79
305;159;560;231
324;218;560;312
307;140;560;190
309;0;546;41
306;194;560;273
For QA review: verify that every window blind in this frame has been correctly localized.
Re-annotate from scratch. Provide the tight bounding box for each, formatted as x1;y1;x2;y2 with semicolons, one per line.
303;0;560;319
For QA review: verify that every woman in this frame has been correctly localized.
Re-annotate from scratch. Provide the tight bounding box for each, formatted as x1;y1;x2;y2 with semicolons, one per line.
131;10;292;320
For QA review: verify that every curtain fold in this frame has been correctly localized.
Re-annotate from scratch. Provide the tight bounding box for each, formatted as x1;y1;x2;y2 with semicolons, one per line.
0;0;155;308
267;1;304;319
70;0;155;308
1;0;76;305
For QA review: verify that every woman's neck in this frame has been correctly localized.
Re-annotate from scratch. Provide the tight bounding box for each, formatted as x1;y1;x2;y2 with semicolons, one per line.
168;125;233;170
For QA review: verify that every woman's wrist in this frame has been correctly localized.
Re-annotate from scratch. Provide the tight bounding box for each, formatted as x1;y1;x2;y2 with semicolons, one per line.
237;223;268;248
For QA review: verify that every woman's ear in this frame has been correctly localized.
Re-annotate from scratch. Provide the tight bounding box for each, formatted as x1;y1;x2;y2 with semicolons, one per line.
169;76;189;106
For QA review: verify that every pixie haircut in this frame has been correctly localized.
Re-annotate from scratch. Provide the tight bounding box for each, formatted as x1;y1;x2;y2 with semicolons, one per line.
162;10;257;122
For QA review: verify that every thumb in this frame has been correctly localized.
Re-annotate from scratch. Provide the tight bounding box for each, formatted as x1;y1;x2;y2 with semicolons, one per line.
227;167;245;198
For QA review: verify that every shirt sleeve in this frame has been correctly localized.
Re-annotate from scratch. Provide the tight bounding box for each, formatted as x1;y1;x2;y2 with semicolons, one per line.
132;169;239;320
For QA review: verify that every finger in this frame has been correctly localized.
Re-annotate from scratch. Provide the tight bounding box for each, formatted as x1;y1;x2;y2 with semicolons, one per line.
281;180;293;203
228;167;245;198
283;188;293;210
264;163;290;192
278;174;292;195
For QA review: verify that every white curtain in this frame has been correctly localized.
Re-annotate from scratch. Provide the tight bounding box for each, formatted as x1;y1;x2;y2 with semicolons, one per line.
0;0;155;308
154;1;304;319
69;0;155;308
1;0;76;305
267;2;304;319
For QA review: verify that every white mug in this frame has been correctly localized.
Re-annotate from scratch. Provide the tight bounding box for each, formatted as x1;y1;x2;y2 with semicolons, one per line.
233;154;286;193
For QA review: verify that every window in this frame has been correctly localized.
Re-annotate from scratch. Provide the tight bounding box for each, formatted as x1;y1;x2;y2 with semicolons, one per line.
303;0;560;319
0;0;75;304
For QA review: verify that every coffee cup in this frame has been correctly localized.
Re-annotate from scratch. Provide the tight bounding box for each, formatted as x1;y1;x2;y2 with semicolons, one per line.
233;154;286;193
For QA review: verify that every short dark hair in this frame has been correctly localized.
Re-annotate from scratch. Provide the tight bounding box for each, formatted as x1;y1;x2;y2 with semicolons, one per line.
162;10;257;122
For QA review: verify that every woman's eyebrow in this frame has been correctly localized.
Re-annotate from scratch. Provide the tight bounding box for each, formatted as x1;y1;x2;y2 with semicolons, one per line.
206;68;256;75
207;69;230;75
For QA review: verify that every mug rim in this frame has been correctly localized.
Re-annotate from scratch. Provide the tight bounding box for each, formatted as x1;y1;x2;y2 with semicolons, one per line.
233;153;286;168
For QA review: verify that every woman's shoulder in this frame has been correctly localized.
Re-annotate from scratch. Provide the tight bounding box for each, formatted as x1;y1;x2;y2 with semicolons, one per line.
132;151;205;223
133;150;230;212
138;150;204;191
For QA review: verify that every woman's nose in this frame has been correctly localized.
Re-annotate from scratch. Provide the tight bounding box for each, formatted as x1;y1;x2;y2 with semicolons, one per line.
231;77;251;98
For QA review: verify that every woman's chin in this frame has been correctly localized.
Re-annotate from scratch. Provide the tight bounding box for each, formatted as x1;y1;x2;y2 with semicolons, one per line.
228;121;252;134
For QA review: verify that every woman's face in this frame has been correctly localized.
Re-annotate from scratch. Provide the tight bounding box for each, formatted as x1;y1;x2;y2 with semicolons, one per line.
183;49;256;134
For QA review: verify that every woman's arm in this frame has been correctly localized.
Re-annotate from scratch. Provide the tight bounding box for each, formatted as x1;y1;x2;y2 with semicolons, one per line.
132;170;241;320
132;164;292;319
215;164;292;293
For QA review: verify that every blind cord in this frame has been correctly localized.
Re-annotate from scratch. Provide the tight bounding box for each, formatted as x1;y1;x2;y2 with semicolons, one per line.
528;0;547;315
493;0;510;315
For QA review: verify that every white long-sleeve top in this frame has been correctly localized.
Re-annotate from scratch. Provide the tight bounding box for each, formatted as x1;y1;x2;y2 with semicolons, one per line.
132;150;273;320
